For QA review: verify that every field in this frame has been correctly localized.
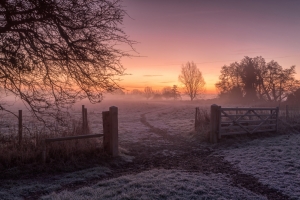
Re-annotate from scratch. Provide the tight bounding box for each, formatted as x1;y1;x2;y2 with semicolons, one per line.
0;98;300;199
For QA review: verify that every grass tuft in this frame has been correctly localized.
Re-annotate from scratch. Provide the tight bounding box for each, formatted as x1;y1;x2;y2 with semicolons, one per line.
0;116;102;172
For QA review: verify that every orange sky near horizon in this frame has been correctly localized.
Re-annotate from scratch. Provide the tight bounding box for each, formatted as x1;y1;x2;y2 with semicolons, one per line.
118;0;300;94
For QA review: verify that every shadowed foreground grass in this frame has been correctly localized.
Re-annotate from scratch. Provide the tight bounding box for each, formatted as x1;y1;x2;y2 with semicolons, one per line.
41;169;267;200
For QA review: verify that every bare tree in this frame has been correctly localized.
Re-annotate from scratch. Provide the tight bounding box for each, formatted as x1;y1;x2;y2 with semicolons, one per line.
144;86;153;100
162;85;181;100
178;62;205;101
0;0;133;121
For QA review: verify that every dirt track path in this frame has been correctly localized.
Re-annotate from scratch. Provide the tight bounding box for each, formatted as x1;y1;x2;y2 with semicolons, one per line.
25;107;291;199
121;110;291;200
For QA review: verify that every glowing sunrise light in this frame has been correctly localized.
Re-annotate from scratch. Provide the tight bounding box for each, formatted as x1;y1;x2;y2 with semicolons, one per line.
119;1;300;95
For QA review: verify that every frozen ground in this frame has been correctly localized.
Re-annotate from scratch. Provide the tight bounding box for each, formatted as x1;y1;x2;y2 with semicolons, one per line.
0;167;111;200
42;169;266;200
220;133;300;199
1;98;299;199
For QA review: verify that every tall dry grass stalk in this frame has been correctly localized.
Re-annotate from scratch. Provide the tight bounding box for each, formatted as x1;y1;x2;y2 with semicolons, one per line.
0;116;102;170
278;105;300;134
195;108;210;140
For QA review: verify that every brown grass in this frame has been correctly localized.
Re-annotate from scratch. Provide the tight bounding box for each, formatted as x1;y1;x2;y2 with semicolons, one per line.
194;108;210;140
278;105;300;134
0;118;102;171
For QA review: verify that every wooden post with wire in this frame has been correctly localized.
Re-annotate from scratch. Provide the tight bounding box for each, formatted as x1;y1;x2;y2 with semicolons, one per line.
102;106;118;157
42;105;119;163
210;104;221;143
82;105;89;134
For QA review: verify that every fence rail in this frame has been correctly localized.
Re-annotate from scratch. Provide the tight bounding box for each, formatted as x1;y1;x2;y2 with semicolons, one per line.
210;104;279;143
45;133;104;143
42;106;119;163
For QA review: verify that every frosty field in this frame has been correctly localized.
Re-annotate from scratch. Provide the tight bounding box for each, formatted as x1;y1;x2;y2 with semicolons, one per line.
0;98;299;199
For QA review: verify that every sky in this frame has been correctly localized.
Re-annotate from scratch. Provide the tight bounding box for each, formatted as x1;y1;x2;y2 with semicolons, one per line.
119;0;300;94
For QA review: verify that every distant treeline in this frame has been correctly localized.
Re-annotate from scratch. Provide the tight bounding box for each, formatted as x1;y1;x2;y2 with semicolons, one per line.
215;56;300;104
114;56;300;104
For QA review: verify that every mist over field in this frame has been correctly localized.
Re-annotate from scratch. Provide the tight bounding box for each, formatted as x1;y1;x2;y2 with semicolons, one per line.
1;0;300;199
0;94;299;199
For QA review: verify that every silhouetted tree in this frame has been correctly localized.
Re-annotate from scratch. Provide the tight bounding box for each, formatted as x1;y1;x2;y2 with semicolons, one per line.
0;0;133;121
171;85;181;100
178;62;205;101
257;60;299;102
162;87;173;99
240;57;258;102
215;62;243;101
144;87;153;100
162;85;181;100
216;56;300;103
131;89;143;96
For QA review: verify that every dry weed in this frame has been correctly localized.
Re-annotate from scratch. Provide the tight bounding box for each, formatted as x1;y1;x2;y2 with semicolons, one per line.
0;117;101;170
194;108;210;140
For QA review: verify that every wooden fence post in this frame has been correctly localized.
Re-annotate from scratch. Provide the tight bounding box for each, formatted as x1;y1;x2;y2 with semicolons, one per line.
18;110;22;148
109;106;118;157
210;104;220;143
102;106;118;157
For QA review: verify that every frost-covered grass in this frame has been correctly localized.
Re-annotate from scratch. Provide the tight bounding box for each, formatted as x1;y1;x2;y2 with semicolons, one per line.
117;101;163;143
220;133;300;199
0;166;111;200
1;99;300;199
41;169;267;200
146;105;196;136
0;99;151;168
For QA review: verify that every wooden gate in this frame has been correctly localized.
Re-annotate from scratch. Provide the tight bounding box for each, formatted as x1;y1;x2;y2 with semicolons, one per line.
210;104;279;143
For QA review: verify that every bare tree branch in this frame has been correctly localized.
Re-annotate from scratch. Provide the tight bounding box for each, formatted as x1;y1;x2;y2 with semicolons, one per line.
0;0;134;123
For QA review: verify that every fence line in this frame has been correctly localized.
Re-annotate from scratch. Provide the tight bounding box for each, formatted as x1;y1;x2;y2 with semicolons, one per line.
42;106;119;163
45;133;104;143
209;104;279;143
82;105;88;134
283;104;300;120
